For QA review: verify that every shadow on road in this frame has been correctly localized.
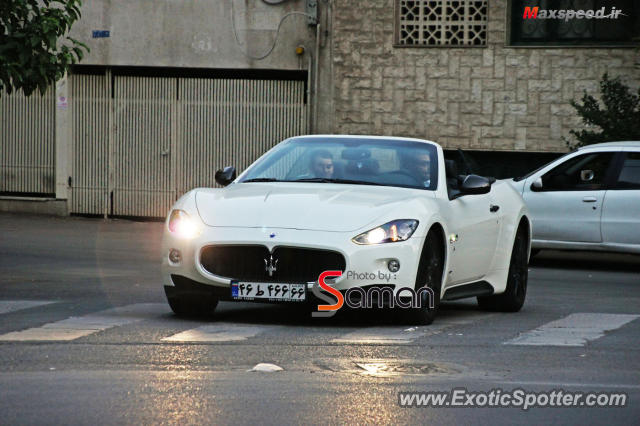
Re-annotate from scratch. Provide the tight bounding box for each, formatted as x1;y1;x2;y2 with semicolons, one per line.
188;297;485;328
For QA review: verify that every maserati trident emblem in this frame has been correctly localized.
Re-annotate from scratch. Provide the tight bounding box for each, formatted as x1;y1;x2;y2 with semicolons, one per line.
264;255;278;277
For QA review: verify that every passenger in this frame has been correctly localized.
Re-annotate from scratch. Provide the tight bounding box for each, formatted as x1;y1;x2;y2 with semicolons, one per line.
309;149;334;179
402;151;432;187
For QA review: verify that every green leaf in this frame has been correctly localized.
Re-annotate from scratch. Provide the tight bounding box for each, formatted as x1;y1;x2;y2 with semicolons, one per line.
567;73;640;149
72;46;83;61
1;0;86;95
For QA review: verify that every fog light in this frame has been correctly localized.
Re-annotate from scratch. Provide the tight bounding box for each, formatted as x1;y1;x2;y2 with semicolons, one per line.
169;249;182;264
388;259;400;273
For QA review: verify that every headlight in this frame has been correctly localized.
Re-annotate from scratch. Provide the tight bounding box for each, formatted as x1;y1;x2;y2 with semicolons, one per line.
168;210;201;239
352;219;419;245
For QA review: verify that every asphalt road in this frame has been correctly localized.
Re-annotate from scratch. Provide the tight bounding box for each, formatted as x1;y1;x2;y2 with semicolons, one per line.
1;213;639;425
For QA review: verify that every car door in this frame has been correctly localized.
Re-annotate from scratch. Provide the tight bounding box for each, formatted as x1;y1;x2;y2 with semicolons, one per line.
523;151;617;243
601;151;640;247
446;189;499;285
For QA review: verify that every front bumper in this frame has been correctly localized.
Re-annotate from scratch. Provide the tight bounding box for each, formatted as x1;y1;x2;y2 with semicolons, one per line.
161;225;425;297
166;274;399;308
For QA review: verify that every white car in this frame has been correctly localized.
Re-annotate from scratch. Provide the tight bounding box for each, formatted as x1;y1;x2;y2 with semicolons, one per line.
161;135;531;324
509;141;640;255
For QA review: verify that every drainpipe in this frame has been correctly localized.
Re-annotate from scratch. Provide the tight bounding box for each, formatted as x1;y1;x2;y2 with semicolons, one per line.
300;46;313;135
314;23;321;134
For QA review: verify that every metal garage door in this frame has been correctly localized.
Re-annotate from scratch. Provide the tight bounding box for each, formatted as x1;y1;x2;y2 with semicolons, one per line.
112;76;176;217
0;89;55;195
70;73;110;215
177;78;307;194
70;72;307;218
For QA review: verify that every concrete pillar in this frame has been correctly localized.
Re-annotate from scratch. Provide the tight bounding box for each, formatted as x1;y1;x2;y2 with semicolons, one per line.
54;74;72;206
316;1;334;134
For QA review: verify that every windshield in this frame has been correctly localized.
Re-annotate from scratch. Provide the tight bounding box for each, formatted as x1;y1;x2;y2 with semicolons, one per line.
238;137;439;190
513;151;574;182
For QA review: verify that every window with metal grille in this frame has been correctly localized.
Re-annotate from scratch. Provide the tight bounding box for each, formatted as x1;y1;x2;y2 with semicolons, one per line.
395;0;488;46
510;0;640;46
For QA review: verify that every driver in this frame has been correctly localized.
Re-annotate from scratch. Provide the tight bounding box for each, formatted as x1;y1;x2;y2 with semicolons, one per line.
402;151;432;187
309;149;334;179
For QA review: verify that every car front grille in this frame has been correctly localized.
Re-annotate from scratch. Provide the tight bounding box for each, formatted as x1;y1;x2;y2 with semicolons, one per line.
200;245;346;283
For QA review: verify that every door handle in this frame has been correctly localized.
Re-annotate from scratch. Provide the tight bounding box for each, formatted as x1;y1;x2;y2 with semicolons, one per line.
582;197;597;203
490;204;500;213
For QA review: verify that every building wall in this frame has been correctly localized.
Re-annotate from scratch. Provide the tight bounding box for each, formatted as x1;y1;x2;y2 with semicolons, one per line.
330;0;640;152
71;0;315;70
70;0;334;136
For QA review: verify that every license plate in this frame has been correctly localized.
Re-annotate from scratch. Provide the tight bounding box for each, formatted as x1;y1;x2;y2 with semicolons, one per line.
231;281;306;302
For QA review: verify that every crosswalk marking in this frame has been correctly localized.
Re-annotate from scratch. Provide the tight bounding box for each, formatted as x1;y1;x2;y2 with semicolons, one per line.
0;303;167;342
331;312;495;344
162;324;265;342
0;301;497;345
505;313;640;347
0;300;56;315
331;327;426;344
162;311;495;344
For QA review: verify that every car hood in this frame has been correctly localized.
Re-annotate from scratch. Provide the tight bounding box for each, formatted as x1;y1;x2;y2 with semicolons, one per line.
194;183;427;232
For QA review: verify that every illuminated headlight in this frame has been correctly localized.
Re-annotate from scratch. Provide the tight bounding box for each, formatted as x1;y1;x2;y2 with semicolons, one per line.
168;210;201;239
352;220;419;245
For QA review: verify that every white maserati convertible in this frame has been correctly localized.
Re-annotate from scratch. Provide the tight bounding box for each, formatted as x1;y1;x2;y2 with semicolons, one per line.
161;135;531;324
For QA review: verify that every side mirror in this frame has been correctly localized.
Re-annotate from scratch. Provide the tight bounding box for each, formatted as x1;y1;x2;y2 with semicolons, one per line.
580;169;595;182
459;174;491;196
530;177;543;191
215;166;236;187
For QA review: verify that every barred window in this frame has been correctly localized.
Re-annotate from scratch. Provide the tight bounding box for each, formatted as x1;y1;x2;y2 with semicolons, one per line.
510;0;640;46
395;0;488;46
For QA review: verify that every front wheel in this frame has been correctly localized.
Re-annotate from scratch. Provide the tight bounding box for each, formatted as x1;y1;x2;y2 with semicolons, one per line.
402;229;444;325
477;226;528;312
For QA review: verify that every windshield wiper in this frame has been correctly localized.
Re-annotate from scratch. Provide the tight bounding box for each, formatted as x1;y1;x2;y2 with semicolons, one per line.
242;178;282;183
290;177;384;186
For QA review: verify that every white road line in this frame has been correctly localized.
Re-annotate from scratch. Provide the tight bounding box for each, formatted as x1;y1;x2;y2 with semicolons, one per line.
331;327;427;344
331;312;495;344
505;313;640;347
162;324;265;343
0;303;166;342
0;300;57;315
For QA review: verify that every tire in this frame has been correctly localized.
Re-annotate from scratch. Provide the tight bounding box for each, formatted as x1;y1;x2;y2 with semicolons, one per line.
402;229;444;325
477;226;528;312
167;293;219;318
530;248;541;258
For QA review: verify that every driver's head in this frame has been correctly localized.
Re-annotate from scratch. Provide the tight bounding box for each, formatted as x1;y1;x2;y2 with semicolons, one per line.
310;149;334;178
403;151;431;181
